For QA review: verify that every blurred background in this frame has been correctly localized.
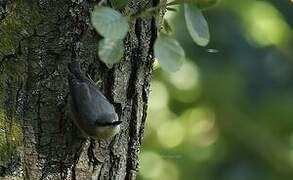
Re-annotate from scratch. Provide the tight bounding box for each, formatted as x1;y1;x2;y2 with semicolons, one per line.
139;0;293;180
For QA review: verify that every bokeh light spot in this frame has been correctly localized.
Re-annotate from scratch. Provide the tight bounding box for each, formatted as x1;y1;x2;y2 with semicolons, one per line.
242;1;292;47
169;61;200;91
186;107;218;147
149;81;169;111
157;120;185;148
140;151;164;179
157;160;180;180
147;109;176;131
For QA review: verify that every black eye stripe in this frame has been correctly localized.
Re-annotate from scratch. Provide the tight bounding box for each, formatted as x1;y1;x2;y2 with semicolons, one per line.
95;121;122;126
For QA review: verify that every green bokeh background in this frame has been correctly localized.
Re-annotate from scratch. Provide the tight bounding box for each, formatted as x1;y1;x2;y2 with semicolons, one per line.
139;0;293;180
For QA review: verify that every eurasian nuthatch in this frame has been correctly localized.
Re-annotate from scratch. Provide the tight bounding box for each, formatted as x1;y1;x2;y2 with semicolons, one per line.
67;61;121;139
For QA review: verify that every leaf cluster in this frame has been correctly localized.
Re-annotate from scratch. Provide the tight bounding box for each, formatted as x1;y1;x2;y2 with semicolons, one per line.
91;0;217;71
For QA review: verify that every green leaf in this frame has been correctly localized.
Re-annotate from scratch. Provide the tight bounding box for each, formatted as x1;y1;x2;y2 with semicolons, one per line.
167;0;184;6
166;7;177;12
112;0;130;8
154;34;185;72
98;38;124;68
191;0;219;9
184;4;210;46
152;58;160;71
160;19;173;34
168;0;218;9
91;7;129;39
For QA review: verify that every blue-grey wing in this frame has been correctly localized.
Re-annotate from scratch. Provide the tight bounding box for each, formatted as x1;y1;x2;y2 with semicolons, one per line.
70;80;99;124
88;84;117;123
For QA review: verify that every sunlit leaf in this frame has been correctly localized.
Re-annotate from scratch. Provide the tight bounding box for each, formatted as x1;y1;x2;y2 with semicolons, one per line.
160;19;173;34
98;38;124;68
91;6;129;39
152;58;160;71
154;34;185;72
184;4;210;46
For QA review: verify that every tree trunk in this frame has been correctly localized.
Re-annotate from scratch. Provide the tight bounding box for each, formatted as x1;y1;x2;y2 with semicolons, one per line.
0;0;157;179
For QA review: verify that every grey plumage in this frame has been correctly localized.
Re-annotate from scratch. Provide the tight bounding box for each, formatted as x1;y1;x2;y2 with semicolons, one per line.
68;61;121;139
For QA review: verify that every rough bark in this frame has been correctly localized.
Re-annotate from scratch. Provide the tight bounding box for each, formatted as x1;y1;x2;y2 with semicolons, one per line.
0;0;157;179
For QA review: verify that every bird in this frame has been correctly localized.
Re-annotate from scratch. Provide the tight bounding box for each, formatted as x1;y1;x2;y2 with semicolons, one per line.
67;61;121;139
